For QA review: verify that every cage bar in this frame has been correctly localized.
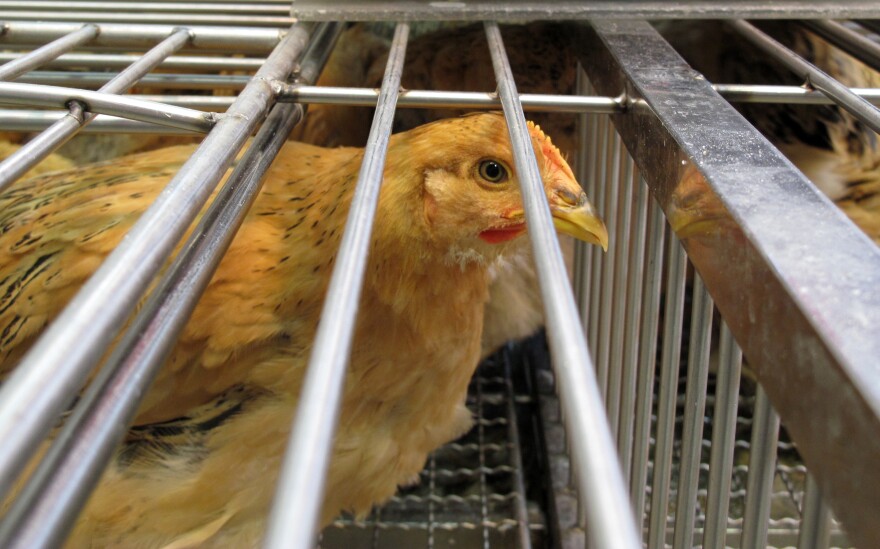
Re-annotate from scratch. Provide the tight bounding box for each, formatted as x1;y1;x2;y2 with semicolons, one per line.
264;22;409;549
0;24;98;80
740;387;781;548
798;19;880;72
798;474;832;549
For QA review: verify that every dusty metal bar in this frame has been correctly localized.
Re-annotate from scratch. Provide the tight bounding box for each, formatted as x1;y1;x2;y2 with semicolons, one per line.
629;200;665;531
484;21;639;549
0;82;215;129
0;24;341;549
264;22;408;549
740;386;781;549
702;322;743;549
573;20;880;549
0;28;193;190
0;22;310;506
291;0;880;20
17;71;251;90
0;24;97;80
595;131;621;405
0;20;283;53
729;19;880;133
616;174;647;483
798;474;832;549
1;1;290;14
672;276;714;548
0;51;265;71
799;19;880;72
0;10;294;27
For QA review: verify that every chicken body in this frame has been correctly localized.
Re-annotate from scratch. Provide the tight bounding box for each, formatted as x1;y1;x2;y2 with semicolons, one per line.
0;113;605;547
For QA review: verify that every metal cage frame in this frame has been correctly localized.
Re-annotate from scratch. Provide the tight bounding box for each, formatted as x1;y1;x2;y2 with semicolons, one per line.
0;2;876;548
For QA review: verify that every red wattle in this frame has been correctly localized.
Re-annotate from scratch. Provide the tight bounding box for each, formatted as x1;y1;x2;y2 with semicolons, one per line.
479;225;525;244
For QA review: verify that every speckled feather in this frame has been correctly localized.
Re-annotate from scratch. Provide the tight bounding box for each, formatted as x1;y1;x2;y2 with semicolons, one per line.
0;113;589;548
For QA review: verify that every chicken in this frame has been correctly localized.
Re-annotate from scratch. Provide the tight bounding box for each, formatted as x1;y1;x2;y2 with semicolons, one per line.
0;112;606;547
295;22;582;356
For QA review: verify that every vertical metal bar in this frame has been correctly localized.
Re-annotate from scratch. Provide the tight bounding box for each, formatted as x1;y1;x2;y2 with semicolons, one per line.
0;23;342;549
647;234;687;549
0;24;98;80
476;377;490;549
798;19;880;74
630;197;665;533
702;322;743;549
617;174;648;485
0;22;311;506
502;352;533;549
606;153;633;438
595;128;621;401
740;385;781;549
0;28;193;189
484;21;640;549
573;66;596;325
798;474;832;549
672;276;714;548
587;118;609;360
263;22;409;549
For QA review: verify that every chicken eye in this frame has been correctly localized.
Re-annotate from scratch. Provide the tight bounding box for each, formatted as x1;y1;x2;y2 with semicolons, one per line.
478;160;508;183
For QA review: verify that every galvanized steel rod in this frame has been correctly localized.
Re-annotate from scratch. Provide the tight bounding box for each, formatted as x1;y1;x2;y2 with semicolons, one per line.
0;20;283;53
0;24;341;548
799;19;880;72
0;82;214;130
2;1;290;14
647;236;687;549
702;322;743;549
740;385;781;549
616;174;648;483
798;474;832;549
0;110;204;132
672;276;714;549
571;68;592;321
0;11;294;28
729;19;880;133
0;28;193;190
587;118;609;359
0;51;265;71
606;152;633;436
713;83;880;104
18;71;251;90
596;122;620;397
630;200;665;530
263;22;409;549
0;24;98;80
0;22;310;505
484;21;640;549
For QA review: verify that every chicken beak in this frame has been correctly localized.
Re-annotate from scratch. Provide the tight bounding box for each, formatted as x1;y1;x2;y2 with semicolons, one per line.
550;192;609;251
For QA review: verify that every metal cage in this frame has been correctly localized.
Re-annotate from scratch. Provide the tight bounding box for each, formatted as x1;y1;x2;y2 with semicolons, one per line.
0;2;877;548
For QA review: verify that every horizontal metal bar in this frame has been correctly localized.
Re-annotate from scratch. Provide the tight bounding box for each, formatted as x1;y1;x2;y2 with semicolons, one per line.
0;10;294;27
278;84;624;113
292;0;880;20
573;19;880;549
0;21;310;511
729;19;880;133
485;21;640;549
0;20;284;52
17;71;251;90
0;24;97;80
0;82;215;131
0;1;290;14
0;51;265;71
264;22;408;549
0;110;204;132
714;83;880;104
799;19;880;72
